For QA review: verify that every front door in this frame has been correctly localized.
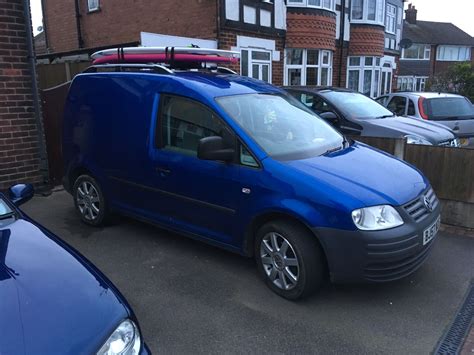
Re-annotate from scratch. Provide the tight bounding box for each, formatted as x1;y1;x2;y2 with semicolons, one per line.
148;95;241;246
381;69;392;95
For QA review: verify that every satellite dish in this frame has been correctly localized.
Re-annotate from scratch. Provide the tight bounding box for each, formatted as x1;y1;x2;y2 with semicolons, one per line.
399;38;413;49
37;26;43;32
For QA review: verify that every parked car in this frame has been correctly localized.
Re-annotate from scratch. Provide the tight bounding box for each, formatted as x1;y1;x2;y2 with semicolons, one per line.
0;184;149;354
63;64;441;300
376;92;474;147
285;87;459;147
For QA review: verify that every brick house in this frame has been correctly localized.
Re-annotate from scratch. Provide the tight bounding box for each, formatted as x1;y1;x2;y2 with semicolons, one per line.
40;0;405;97
398;4;474;91
0;1;46;190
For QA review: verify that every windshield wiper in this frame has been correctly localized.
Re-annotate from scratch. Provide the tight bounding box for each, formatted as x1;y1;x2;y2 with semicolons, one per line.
0;212;15;220
375;114;395;119
324;146;343;155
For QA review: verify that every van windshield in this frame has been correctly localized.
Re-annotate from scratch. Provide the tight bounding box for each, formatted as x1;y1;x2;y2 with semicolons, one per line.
217;94;344;160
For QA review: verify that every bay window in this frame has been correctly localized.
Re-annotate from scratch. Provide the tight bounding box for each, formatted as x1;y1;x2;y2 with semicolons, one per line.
397;76;428;92
401;44;431;60
285;49;333;86
287;0;335;11
385;4;396;34
437;46;471;61
351;0;385;25
347;56;381;97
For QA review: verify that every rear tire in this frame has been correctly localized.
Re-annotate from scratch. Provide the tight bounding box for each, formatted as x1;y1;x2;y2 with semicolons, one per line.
73;175;109;226
255;220;324;300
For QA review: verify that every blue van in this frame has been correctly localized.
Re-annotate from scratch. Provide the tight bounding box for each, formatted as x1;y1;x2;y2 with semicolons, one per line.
63;66;440;299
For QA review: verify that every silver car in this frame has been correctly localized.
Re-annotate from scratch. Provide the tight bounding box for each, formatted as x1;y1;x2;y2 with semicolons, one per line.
376;92;474;147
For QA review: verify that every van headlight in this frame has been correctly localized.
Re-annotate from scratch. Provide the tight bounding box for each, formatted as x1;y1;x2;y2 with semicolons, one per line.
97;319;141;355
352;205;404;231
405;135;432;145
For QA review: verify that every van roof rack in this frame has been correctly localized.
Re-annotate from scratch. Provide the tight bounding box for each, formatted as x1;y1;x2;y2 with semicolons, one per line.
83;63;174;75
83;63;237;75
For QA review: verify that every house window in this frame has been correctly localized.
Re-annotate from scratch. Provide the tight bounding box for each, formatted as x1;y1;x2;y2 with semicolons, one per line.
241;48;272;83
87;0;99;12
437;46;471;61
401;44;431;60
385;4;396;34
396;76;428;91
287;0;335;11
347;56;381;97
351;0;384;25
284;49;333;86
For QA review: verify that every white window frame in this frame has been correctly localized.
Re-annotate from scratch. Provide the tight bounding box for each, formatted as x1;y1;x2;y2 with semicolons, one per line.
346;56;382;98
401;44;431;60
385;4;396;34
351;0;385;26
396;76;428;92
88;0;100;12
284;49;333;86
436;46;471;61
287;0;336;12
240;48;272;83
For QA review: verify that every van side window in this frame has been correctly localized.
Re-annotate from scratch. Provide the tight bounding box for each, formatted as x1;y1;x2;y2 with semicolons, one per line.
240;145;258;167
160;96;225;156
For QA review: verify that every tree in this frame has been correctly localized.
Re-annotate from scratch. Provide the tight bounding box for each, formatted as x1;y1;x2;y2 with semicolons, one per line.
426;62;474;101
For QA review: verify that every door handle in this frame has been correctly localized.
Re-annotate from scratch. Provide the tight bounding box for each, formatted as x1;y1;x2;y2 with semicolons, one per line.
155;167;171;175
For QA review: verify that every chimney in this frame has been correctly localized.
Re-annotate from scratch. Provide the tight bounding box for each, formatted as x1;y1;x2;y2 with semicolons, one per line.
405;3;417;25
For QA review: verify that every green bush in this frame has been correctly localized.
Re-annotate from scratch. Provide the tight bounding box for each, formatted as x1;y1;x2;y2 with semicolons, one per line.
426;62;474;101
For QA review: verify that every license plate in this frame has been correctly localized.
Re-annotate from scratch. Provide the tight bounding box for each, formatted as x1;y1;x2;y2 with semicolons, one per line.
423;216;440;245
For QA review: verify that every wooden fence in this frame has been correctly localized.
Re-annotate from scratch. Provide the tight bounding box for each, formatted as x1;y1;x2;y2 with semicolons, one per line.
352;136;474;229
37;62;90;90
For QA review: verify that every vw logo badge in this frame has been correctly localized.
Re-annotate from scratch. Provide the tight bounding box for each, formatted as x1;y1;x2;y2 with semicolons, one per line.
423;195;433;212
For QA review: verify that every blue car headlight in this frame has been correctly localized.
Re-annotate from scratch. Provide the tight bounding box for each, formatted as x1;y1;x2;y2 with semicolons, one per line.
352;205;404;231
97;319;141;355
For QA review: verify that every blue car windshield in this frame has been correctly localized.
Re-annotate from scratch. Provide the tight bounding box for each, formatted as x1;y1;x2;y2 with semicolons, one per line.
217;94;344;159
0;199;13;218
322;91;394;119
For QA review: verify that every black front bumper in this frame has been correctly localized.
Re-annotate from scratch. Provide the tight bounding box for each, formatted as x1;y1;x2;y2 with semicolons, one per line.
314;199;441;284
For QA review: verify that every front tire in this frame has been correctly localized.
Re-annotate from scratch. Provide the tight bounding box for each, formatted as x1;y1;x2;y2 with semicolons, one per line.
73;175;109;226
255;220;324;300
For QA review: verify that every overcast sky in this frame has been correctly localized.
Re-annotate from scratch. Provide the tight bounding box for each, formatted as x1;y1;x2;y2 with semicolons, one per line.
30;0;474;36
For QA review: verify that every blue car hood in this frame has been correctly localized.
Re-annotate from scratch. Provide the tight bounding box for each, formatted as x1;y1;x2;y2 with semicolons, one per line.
283;143;428;207
0;219;129;355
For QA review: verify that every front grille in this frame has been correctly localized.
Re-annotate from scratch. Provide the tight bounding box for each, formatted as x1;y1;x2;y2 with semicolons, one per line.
403;187;438;223
364;241;434;282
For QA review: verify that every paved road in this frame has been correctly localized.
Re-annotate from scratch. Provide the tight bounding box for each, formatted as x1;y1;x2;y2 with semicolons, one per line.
23;190;474;354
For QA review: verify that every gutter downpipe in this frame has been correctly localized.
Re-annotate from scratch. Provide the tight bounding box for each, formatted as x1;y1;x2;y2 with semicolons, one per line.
75;0;84;48
338;0;346;87
22;0;49;187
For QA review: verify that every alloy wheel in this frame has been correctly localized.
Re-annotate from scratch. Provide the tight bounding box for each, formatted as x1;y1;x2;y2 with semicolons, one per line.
260;232;300;291
76;181;100;221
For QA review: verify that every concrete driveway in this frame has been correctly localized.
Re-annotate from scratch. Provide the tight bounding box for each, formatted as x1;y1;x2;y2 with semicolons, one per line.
23;190;474;354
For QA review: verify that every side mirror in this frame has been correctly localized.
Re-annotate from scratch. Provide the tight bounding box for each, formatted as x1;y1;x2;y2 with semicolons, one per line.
319;111;339;126
197;136;234;162
8;184;34;206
